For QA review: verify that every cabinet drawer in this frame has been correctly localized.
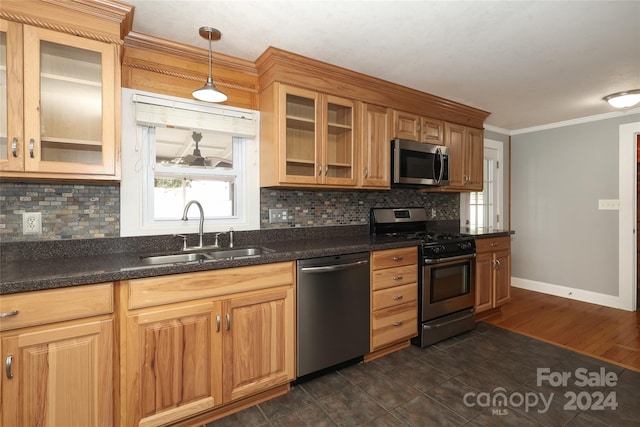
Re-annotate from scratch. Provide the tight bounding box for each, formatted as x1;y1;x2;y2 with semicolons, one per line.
372;283;417;310
475;236;511;254
0;283;113;331
372;265;417;290
371;247;417;270
128;261;295;309
371;301;418;350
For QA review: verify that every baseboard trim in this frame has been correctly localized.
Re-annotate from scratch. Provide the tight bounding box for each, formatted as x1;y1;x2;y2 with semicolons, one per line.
511;277;629;310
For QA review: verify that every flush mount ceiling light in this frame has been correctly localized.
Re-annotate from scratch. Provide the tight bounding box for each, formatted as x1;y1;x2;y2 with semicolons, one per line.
192;26;228;103
603;89;640;109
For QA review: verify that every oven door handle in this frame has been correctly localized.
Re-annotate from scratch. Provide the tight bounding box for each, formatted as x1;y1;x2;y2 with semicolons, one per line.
424;253;475;265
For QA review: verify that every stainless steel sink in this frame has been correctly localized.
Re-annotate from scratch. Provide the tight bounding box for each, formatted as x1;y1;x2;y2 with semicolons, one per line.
139;246;273;265
140;252;213;265
207;247;271;259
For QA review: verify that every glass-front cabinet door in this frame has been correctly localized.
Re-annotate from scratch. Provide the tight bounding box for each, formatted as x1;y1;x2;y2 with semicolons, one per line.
323;95;355;186
280;85;319;184
277;84;355;186
0;20;117;178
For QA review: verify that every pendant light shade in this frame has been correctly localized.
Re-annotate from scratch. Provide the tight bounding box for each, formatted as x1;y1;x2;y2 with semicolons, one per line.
603;89;640;109
192;26;227;103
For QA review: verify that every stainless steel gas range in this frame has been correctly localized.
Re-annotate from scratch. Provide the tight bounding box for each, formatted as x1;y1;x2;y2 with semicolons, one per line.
370;207;477;347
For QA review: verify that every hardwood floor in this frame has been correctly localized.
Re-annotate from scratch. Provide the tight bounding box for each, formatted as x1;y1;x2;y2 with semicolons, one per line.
483;287;640;372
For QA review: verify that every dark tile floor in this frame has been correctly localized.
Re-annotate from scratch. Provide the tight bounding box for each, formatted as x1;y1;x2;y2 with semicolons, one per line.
206;323;640;426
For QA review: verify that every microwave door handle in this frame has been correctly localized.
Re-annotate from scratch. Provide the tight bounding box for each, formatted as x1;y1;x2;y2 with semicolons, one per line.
435;147;443;184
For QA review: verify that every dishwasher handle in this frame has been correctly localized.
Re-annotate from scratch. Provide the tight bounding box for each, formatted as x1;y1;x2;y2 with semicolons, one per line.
300;259;369;273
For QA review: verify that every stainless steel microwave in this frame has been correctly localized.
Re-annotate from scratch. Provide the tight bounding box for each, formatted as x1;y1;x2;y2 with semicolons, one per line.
391;138;450;186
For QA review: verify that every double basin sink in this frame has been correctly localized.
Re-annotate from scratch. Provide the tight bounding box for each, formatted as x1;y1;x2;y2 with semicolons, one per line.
140;246;272;266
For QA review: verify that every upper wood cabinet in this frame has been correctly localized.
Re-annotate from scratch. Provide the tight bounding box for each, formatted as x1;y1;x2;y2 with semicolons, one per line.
392;110;444;144
260;83;356;188
443;123;483;191
0;19;120;180
359;103;391;188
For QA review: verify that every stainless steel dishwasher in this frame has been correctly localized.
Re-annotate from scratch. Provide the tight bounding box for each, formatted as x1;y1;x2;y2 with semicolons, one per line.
296;252;370;379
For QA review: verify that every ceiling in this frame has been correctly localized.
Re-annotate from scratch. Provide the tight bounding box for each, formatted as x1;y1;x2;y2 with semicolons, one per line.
126;0;640;131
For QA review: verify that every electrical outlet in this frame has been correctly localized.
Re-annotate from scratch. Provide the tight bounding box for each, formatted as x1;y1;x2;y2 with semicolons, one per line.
431;208;437;218
269;208;288;224
23;212;42;235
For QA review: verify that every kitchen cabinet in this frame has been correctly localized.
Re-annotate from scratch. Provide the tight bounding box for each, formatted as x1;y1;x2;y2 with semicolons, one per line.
120;262;295;426
260;82;356;187
443;123;483;191
0;283;114;427
392;110;444;144
0;19;120;180
370;247;418;351
359;103;391;188
475;236;511;313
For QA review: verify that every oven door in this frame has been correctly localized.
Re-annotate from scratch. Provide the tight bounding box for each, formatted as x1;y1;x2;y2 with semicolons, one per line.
420;254;475;321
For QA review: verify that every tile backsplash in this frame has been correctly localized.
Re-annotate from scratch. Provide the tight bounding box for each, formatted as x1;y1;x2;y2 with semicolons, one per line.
259;188;459;228
0;182;120;242
0;182;459;242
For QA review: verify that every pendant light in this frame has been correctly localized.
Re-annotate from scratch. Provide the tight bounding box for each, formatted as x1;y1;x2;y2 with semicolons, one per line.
192;26;228;103
603;89;640;109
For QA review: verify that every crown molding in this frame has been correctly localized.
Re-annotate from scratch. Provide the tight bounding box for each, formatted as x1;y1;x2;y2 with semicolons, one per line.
511;108;640;135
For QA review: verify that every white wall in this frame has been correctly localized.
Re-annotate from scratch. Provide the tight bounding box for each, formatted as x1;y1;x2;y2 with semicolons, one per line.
511;113;639;308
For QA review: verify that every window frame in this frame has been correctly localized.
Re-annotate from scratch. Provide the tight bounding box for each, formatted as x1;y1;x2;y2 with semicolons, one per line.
120;88;260;237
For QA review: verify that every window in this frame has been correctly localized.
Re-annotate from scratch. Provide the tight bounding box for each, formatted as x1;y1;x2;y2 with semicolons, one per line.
462;139;503;230
120;89;260;236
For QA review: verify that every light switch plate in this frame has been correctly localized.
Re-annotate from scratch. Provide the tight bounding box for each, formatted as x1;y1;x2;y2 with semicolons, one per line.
598;199;620;210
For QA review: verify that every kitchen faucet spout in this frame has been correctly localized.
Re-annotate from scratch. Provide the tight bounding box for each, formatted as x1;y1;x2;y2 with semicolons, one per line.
181;200;204;248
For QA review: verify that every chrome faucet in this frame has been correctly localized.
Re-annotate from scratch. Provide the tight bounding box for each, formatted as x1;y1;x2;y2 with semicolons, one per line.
181;200;205;248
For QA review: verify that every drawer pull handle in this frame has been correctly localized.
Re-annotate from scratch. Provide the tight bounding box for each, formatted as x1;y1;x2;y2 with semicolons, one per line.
0;310;18;318
226;313;231;331
392;276;403;281
393;295;404;301
5;355;13;379
11;137;18;157
490;242;499;247
392;321;404;327
216;314;221;332
392;256;404;261
29;139;35;158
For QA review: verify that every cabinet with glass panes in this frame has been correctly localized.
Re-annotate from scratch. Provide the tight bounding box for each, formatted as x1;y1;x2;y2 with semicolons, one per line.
260;82;356;187
0;19;119;180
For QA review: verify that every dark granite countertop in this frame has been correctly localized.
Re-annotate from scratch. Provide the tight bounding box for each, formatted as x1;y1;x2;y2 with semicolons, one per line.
0;227;420;295
463;228;515;238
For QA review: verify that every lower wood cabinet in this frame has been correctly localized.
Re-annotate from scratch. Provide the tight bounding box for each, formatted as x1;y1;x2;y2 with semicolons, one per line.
475;236;511;313
119;262;296;427
370;247;418;351
0;283;114;427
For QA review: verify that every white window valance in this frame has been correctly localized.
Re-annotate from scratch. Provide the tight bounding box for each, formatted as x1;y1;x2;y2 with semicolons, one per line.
132;93;257;137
